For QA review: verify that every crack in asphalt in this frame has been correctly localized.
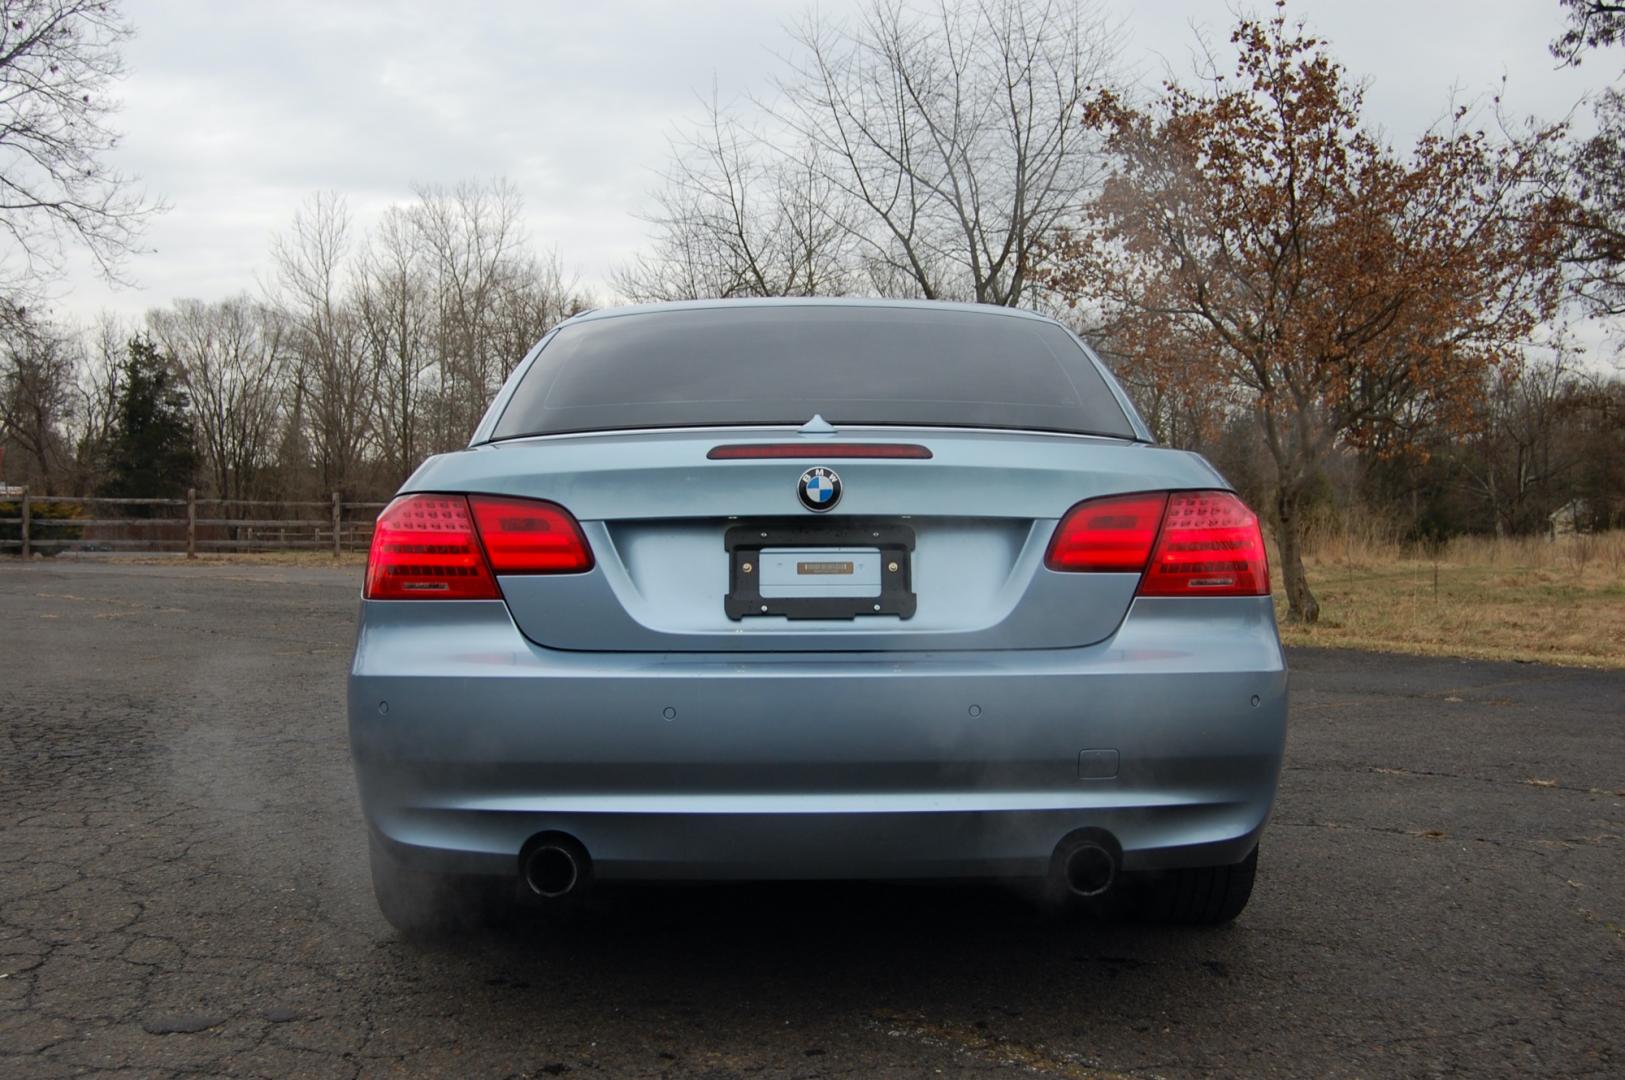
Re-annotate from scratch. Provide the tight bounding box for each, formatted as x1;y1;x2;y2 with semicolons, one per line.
1284;761;1625;798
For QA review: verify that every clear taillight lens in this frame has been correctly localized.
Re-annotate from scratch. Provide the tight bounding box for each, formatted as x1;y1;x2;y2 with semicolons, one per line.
1046;489;1269;597
364;493;593;599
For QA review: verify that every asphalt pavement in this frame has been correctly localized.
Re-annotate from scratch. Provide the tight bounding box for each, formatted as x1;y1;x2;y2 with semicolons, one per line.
0;558;1620;1078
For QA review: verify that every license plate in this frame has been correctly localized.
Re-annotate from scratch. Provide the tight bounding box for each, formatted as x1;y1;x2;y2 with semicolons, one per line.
758;548;881;599
724;522;916;621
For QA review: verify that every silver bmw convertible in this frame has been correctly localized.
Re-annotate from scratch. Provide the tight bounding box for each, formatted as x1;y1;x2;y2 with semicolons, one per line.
348;298;1286;933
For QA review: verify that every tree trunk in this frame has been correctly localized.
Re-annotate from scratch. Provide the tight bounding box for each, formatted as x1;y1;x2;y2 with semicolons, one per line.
1276;485;1320;624
1487;470;1506;539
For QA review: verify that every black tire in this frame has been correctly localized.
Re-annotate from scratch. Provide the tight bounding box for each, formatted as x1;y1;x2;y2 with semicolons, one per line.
368;837;509;937
1131;845;1258;926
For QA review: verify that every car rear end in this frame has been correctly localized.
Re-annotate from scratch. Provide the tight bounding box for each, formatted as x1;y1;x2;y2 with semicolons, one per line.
348;300;1287;931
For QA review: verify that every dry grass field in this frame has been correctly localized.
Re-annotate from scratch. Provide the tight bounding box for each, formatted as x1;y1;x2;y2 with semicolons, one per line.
1277;530;1625;669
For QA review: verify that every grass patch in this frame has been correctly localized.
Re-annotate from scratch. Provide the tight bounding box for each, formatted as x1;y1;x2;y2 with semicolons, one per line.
1277;531;1625;669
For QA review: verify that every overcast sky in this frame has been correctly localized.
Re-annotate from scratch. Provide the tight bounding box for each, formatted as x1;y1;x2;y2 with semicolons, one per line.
50;0;1621;336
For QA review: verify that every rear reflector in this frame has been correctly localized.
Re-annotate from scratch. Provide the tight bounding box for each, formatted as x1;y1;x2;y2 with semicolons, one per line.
1045;492;1168;571
1138;491;1269;596
365;495;499;600
1046;489;1269;596
468;495;594;573
707;443;933;460
365;493;593;599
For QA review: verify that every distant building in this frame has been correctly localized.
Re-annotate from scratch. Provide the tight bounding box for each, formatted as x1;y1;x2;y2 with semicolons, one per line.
1549;500;1589;537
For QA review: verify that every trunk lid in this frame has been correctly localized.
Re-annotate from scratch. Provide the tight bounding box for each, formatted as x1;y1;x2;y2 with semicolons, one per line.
403;429;1227;652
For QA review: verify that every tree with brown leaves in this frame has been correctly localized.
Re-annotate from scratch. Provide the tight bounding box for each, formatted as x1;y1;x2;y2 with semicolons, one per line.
1045;7;1567;622
1551;0;1625;67
1550;1;1625;322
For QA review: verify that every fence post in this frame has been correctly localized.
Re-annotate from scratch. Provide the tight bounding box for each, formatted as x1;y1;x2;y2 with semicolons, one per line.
19;488;30;559
332;491;342;559
186;488;197;559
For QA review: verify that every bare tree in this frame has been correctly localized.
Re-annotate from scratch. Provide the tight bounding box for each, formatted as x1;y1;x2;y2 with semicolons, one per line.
1560;89;1625;319
483;246;585;384
3;172;592;503
273;193;374;495
412;180;528;446
63;310;124;494
0;304;76;490
0;1;160;300
355;205;432;484
615;93;856;301
408;179;583;447
772;0;1122;305
149;297;288;503
1456;356;1582;537
1546;1;1625;325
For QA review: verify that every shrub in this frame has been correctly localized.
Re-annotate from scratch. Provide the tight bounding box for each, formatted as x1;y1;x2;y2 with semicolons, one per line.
0;500;88;556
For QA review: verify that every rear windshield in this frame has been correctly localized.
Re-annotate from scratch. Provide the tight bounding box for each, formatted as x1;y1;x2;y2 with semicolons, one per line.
489;305;1136;440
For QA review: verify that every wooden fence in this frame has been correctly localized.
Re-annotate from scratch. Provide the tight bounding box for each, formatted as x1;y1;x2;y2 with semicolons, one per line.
0;490;388;558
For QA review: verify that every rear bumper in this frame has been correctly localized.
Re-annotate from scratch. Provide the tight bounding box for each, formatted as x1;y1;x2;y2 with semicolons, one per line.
348;596;1287;881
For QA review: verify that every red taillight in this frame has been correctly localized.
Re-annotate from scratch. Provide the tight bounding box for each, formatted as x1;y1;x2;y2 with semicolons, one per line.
1045;492;1169;571
1045;489;1269;596
364;493;592;599
707;443;933;459
467;495;594;574
1138;491;1268;596
365;494;499;600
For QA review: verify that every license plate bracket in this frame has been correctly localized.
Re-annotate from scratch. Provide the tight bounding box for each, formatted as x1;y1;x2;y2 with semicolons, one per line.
724;520;916;620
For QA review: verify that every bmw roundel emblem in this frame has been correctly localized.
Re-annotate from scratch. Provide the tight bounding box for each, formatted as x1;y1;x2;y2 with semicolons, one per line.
797;466;842;512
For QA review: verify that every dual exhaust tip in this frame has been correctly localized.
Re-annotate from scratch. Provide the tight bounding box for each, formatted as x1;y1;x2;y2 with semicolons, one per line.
519;829;1120;902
